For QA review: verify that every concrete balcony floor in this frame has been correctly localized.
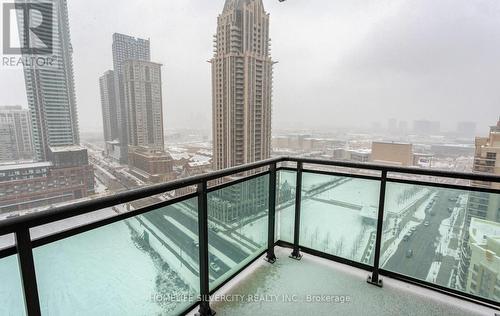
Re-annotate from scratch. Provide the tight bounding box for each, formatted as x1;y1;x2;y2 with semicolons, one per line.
190;247;496;316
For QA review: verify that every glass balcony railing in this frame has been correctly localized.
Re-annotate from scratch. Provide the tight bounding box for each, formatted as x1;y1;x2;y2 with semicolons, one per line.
299;172;380;266
32;198;200;315
207;174;269;290
1;157;500;315
380;183;500;303
276;170;296;243
0;254;25;316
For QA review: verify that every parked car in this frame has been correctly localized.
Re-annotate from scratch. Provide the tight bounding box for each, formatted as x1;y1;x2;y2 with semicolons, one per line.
424;221;430;227
406;249;414;258
403;234;411;241
210;258;221;273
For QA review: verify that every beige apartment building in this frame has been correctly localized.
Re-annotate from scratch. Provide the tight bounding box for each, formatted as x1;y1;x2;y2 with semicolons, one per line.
123;60;173;183
371;142;413;167
123;60;165;151
466;218;500;300
211;0;273;170
459;118;500;288
209;0;273;223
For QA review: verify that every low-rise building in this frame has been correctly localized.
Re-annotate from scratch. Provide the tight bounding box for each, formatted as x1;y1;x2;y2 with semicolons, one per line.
371;142;413;166
0;146;94;213
128;146;174;183
347;149;371;163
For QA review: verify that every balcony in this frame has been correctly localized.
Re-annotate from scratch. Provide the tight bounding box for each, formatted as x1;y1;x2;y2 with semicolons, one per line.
1;157;500;315
202;247;492;316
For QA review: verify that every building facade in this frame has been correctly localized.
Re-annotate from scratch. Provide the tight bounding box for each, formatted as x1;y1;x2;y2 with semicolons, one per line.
112;33;151;163
212;0;273;170
16;0;80;161
0;106;33;162
458;118;500;289
128;147;173;184
371;142;413;167
465;218;500;300
0;146;94;213
209;0;273;223
99;70;119;143
123;60;164;150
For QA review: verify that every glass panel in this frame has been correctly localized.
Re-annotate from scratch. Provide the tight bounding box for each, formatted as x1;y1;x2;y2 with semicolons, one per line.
276;170;296;243
208;175;269;290
0;234;15;250
0;253;26;316
381;183;500;304
33;198;199;315
300;172;380;265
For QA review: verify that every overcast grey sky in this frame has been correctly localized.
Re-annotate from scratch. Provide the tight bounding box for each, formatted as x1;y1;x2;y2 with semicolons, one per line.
1;0;499;134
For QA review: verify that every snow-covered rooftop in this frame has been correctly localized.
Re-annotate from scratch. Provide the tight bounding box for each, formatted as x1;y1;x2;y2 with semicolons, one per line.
49;145;86;152
470;217;500;244
0;161;52;171
169;152;191;161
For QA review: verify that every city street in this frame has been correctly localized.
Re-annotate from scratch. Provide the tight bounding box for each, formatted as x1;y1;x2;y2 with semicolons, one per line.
383;190;460;281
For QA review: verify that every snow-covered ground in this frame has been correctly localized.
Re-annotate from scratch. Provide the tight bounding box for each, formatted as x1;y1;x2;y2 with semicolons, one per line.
281;198;376;262
237;215;268;245
312;177;380;207
30;221;165;315
93;163;116;180
1;208;198;315
385;184;430;215
277;204;295;243
93;176;108;194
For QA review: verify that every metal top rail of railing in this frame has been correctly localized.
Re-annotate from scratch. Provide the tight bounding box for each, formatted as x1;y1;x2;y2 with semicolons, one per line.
1;156;500;236
1;156;500;316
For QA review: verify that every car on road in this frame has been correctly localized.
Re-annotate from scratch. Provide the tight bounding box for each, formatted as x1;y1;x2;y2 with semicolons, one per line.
209;224;220;233
447;207;453;213
210;258;221;273
424;221;430;227
410;227;417;233
193;241;199;248
406;249;413;258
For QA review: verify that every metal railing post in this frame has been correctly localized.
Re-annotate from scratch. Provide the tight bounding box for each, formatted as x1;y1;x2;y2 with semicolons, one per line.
265;163;277;263
197;181;216;316
290;162;303;260
16;228;41;316
368;170;387;287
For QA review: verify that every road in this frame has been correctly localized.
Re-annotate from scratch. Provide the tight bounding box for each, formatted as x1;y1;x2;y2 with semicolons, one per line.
383;190;460;281
141;202;258;280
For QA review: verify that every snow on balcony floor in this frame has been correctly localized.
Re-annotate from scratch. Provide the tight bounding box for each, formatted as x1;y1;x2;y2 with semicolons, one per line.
195;247;496;316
